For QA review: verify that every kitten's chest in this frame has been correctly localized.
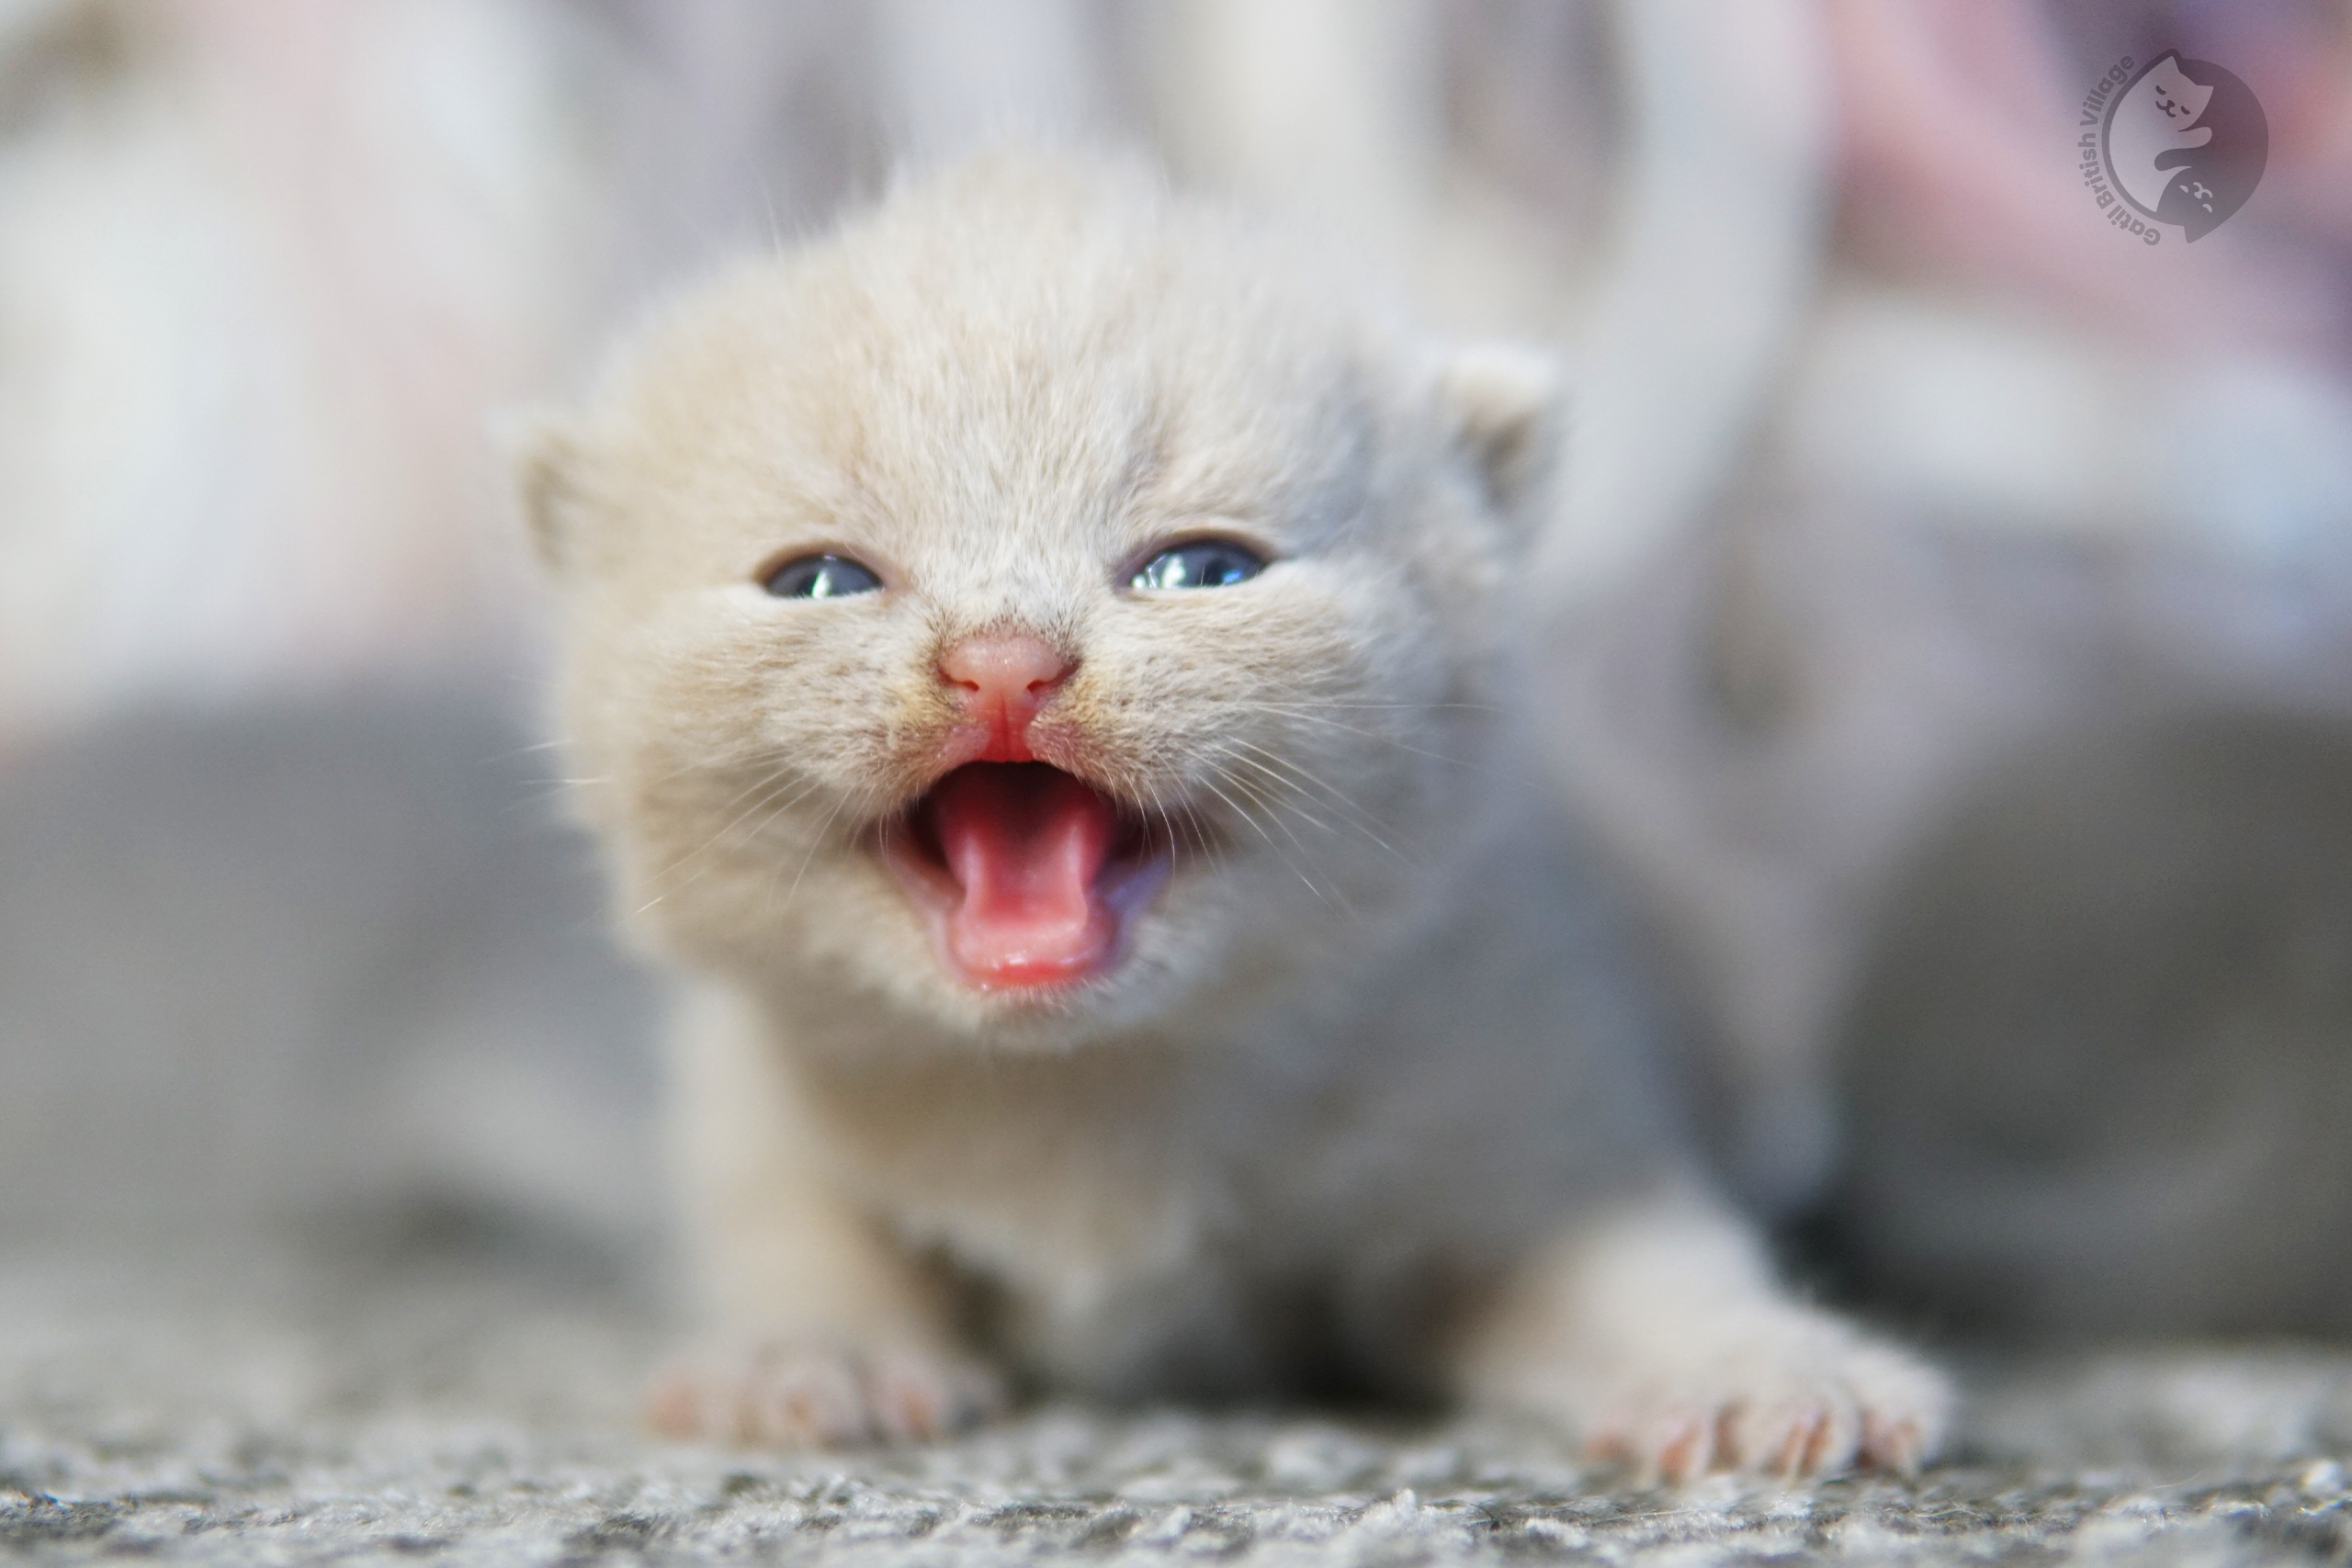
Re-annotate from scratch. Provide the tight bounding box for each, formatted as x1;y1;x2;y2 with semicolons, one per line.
805;1044;1238;1291
801;1040;1360;1370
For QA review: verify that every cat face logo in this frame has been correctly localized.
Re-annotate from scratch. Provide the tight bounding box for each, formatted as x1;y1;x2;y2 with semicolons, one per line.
2098;51;2267;241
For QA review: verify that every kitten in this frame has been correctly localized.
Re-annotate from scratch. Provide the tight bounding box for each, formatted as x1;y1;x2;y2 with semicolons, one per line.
522;150;1947;1479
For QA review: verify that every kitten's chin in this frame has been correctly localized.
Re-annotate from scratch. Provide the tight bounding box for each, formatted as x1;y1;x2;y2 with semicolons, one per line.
877;761;1171;999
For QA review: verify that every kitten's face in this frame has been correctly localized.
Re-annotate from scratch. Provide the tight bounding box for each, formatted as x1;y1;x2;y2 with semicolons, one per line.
529;160;1552;1045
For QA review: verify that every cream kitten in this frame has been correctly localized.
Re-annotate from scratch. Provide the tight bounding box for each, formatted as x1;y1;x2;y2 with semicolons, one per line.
522;151;1947;1480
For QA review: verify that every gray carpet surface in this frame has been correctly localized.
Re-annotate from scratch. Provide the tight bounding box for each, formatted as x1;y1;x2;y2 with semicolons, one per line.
6;1244;2351;1566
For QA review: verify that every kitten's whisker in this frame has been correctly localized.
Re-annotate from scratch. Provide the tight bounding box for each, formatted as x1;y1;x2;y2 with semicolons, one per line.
648;766;824;897
1198;763;1337;910
1219;758;1364;920
1210;754;1327;866
481;737;577;770
656;769;808;879
1227;698;1498;713
503;773;614;815
1221;704;1485;771
616;745;807;852
1147;796;1185;863
772;790;855;913
1218;739;1419;867
1192;771;1313;896
1217;754;1401;887
1147;788;1218;873
1213;748;1348;842
1222;749;1388;843
696;756;817;827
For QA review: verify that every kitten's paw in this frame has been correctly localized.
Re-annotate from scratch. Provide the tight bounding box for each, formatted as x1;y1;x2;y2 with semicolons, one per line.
646;1340;1007;1448
1584;1331;1948;1483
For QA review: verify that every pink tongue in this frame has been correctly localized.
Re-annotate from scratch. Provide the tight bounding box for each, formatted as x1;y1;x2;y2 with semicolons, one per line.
927;763;1119;988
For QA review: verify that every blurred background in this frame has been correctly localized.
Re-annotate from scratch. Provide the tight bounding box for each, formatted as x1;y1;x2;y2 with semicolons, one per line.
1;0;2349;1342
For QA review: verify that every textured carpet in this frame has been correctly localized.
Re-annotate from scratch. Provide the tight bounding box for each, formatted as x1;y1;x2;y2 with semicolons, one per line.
6;1244;2351;1566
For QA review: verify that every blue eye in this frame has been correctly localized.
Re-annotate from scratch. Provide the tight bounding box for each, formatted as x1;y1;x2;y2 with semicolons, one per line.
763;553;882;599
1130;539;1266;591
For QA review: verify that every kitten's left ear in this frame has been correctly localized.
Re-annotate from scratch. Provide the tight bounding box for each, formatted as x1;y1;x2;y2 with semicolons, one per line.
1438;343;1566;529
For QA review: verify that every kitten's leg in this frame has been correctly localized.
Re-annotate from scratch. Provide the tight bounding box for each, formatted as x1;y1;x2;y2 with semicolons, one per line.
1452;1186;1948;1481
647;983;1004;1447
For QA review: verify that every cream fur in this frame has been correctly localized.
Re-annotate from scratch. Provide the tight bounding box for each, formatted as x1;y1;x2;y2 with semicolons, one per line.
526;150;1947;1477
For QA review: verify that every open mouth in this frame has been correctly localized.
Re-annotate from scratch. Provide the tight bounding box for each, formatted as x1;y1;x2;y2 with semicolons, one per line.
879;762;1171;993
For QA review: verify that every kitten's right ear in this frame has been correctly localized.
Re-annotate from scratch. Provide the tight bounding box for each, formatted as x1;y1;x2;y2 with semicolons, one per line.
505;409;586;574
1438;343;1567;533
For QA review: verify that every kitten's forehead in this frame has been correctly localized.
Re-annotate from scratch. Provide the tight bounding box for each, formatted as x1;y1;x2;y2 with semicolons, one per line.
811;220;1375;556
594;160;1394;585
810;288;1170;572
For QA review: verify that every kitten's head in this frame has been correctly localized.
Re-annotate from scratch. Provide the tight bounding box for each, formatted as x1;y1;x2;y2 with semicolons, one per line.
524;152;1562;1046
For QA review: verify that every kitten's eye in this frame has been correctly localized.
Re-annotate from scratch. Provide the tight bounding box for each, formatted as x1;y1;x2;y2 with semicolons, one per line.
1129;539;1266;592
763;553;882;599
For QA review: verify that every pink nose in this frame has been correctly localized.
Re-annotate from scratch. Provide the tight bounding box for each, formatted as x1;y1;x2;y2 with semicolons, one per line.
939;631;1075;761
